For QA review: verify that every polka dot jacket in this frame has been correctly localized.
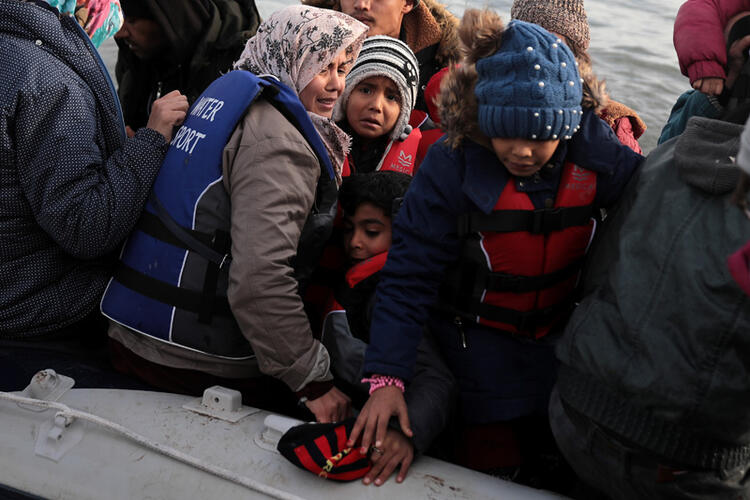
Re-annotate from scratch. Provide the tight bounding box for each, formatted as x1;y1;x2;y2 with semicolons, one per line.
0;0;168;336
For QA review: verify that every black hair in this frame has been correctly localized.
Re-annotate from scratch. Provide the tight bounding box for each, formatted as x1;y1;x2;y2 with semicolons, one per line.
120;0;154;19
338;171;412;219
727;14;750;53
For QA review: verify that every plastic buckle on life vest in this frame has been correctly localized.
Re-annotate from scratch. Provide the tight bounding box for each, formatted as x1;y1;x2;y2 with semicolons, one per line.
531;207;563;234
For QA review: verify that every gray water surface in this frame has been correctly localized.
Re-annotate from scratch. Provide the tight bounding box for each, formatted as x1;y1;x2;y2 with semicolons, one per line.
100;0;687;153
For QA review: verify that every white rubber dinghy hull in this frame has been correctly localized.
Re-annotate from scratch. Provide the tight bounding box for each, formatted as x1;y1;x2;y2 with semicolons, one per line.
0;386;566;499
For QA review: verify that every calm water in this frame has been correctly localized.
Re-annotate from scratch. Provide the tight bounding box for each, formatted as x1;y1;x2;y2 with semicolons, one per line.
100;0;686;153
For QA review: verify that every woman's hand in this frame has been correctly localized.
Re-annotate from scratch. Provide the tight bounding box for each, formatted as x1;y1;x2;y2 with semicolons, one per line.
364;429;415;486
146;90;189;142
347;385;413;454
305;387;351;423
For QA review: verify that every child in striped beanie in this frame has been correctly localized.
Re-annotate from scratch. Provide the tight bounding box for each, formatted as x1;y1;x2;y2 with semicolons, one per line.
334;36;421;175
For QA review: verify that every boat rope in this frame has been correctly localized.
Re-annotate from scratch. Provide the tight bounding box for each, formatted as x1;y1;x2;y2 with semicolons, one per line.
0;391;306;500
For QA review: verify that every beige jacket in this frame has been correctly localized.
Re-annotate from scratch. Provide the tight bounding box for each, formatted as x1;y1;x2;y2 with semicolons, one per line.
221;99;332;392
109;99;332;392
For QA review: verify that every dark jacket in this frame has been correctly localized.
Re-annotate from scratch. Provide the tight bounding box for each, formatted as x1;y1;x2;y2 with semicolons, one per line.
360;106;643;423
321;252;456;453
557;116;750;472
0;0;167;336
116;0;260;129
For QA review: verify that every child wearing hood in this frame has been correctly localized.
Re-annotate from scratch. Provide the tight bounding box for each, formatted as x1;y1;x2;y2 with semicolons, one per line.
346;10;643;486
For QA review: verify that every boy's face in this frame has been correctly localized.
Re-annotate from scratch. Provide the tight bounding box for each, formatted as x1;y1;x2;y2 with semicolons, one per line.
346;76;402;140
343;202;392;263
491;137;560;177
115;17;166;60
340;0;414;38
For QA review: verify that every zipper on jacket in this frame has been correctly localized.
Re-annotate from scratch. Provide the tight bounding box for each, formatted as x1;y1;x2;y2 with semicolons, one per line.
454;316;468;349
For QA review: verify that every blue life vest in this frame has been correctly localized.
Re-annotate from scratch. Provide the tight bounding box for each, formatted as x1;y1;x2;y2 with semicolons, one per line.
101;70;336;359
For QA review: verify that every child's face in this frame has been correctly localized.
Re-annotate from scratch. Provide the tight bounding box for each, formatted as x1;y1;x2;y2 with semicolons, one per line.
346;76;402;140
491;137;560;177
343;202;392;263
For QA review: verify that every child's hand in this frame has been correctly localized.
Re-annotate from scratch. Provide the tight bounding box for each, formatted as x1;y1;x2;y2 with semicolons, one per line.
692;77;724;96
364;429;414;486
347;385;413;453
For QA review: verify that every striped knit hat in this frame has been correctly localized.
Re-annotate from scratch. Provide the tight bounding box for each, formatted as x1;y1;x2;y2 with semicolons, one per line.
511;0;590;54
334;36;420;141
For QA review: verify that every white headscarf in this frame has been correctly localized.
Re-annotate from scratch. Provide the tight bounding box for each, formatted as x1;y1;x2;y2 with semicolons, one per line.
234;6;368;181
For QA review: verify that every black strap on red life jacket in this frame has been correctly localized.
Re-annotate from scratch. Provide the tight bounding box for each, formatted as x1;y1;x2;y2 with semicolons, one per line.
457;205;595;237
442;205;595;334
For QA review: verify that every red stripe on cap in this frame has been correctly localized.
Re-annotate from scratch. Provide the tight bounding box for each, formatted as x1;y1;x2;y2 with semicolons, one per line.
314;434;333;459
295;445;323;475
334;424;348;448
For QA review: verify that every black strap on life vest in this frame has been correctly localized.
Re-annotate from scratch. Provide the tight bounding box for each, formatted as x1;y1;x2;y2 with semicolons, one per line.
457;205;595;237
464;299;574;334
113;263;233;318
484;257;584;293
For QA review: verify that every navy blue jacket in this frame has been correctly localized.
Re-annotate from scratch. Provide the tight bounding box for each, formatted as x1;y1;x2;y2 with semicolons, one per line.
0;0;167;336
362;110;643;423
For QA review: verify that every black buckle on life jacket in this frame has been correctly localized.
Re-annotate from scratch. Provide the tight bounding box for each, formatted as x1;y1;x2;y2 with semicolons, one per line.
531;208;560;234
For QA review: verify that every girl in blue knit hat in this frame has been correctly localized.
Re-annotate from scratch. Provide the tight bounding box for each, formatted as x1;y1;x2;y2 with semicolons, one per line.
345;9;644;489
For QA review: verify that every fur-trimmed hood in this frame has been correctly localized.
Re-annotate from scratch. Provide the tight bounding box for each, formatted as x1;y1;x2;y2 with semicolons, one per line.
301;0;460;67
437;9;607;148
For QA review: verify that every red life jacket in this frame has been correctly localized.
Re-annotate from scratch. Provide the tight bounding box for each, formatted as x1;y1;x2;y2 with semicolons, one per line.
343;127;422;176
442;161;597;339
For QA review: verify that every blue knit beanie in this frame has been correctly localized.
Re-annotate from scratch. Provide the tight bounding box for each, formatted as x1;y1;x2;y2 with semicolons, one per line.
475;20;583;141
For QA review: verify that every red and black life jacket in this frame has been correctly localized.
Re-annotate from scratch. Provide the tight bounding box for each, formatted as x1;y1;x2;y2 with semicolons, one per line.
342;127;422;177
441;162;597;339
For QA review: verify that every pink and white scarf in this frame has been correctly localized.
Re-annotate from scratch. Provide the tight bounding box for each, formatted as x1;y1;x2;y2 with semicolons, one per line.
234;5;368;182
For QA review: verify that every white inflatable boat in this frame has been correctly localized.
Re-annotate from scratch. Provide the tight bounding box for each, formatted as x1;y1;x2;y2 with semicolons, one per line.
0;370;565;499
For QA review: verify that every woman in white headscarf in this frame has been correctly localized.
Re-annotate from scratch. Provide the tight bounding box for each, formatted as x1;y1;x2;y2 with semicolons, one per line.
107;5;367;422
227;6;367;422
